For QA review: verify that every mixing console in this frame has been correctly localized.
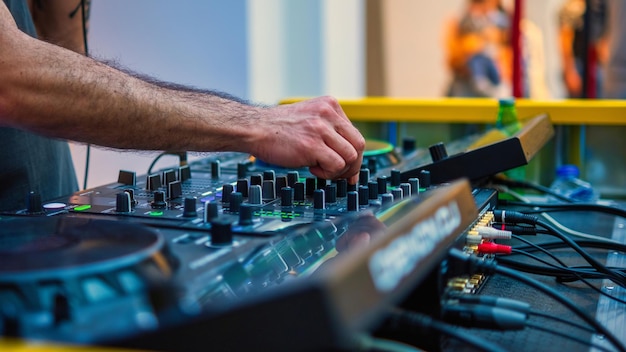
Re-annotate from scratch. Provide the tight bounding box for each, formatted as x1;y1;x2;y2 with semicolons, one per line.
0;114;554;350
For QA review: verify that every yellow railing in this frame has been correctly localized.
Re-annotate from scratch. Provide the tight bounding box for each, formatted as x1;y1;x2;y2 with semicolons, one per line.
280;97;626;125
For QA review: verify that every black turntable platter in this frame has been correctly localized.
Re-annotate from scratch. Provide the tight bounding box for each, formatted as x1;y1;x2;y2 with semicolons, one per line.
0;217;168;281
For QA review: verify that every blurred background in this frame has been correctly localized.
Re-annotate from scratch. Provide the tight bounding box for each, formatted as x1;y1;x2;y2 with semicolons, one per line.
71;0;623;197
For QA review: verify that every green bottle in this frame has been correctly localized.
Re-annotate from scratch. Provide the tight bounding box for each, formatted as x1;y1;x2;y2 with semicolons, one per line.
496;97;525;180
496;97;521;136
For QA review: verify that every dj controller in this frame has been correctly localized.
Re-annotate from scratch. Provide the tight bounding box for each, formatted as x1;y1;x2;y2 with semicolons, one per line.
0;115;554;350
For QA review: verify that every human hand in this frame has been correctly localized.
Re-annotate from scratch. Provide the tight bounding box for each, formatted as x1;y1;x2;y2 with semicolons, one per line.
251;96;365;184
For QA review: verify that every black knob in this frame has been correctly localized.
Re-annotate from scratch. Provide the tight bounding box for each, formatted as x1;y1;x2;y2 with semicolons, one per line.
409;178;420;195
293;182;305;202
250;174;263;186
237;162;248;179
368;181;378;200
367;158;377;174
347;183;357;193
381;193;394;205
263;170;276;183
359;168;370;186
262;180;276;201
117;170;136;186
123;189;137;207
313;189;325;209
178;165;191;182
358;185;369;206
151;191;167;209
210;218;233;246
239;204;254;226
287;171;299;187
229;192;243;213
211;160;221;178
336;179;347;198
281;187;294;207
305;178;316;196
146;173;161;191
347;191;358;211
116;192;132;213
377;176;388;195
25;191;44;214
236;179;249;197
429;142;448;162
402;138;416;154
248;185;262;205
163;169;177;186
222;184;234;203
183;197;198;217
419;170;431;188
325;184;337;204
392;188;403;200
390;169;401;187
204;202;218;222
317;177;327;190
400;183;411;198
275;176;287;198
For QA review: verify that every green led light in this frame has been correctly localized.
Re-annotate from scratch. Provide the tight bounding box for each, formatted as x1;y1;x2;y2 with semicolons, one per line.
74;204;91;211
149;211;164;216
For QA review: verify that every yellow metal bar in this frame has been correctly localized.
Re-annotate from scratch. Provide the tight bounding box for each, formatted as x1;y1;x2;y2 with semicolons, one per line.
279;97;626;125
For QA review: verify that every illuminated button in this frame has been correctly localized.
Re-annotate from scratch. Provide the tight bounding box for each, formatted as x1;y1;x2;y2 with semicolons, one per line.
74;204;92;211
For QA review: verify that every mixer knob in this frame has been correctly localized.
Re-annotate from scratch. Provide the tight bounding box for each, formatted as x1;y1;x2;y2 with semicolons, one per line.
286;171;299;187
368;181;378;200
162;169;176;186
182;197;198;217
275;176;287;197
211;160;221;179
347;183;357;193
146;173;161;191
305;178;316;196
408;178;420;196
239;203;254;226
281;187;294;207
262;180;276;201
26;191;44;214
236;179;249;197
123;189;137;207
377;176;388;195
116;192;132;213
250;174;263;186
204;201;219;222
313;189;325;209
263;170;276;183
336;179;347;198
237;162;249;179
347;191;358;211
402;137;416;154
400;183;411;198
151;191;167;209
248;185;262;205
392;188;403;200
316;177;327;190
390;169;401;187
419;170;431;189
358;185;369;206
429;142;448;162
229;192;243;213
222;184;234;203
381;193;394;205
325;184;337;204
367;158;378;174
178;165;191;182
359;168;370;186
117;170;136;186
209;218;233;246
293;182;305;202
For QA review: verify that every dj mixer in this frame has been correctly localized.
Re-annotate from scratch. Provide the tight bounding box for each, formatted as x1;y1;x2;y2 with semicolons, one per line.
0;115;554;350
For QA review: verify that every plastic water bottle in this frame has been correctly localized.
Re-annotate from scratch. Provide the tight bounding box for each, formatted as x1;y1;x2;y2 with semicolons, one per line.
496;97;522;137
549;164;599;203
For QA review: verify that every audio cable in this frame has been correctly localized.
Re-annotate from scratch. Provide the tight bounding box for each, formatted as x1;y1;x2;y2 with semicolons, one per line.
446;248;626;352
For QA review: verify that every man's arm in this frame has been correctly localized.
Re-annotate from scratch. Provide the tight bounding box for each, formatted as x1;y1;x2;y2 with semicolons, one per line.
0;4;364;182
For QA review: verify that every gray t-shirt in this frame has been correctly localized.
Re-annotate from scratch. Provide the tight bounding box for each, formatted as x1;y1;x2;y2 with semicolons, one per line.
1;0;79;211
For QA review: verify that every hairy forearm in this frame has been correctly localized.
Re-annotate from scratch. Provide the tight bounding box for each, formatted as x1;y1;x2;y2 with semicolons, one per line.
0;28;265;153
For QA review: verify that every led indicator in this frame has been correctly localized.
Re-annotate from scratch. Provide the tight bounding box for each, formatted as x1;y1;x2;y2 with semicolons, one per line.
74;205;92;211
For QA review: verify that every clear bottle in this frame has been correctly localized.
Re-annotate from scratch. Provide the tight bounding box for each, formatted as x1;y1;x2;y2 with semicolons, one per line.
549;164;599;203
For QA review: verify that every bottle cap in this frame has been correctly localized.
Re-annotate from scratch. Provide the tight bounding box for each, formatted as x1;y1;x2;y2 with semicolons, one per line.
498;97;515;107
556;164;580;178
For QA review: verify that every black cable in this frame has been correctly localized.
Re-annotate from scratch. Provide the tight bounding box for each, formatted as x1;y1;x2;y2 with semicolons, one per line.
524;321;613;352
529;309;596;334
500;200;626;219
447;248;626;352
514;239;626;256
382;309;508;352
490;176;575;202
